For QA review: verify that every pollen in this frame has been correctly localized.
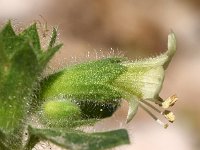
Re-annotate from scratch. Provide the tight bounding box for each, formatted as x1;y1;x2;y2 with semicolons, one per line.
138;95;177;128
162;94;178;109
162;110;175;123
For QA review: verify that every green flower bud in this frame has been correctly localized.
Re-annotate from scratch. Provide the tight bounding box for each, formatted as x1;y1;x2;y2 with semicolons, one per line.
40;32;177;128
41;100;81;126
40;58;125;121
40;58;126;102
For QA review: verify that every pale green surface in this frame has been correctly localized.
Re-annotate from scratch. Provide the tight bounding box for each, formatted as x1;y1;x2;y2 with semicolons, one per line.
42;100;82;126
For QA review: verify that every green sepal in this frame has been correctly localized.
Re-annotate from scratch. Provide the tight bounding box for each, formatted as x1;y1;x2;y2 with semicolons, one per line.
0;21;62;135
0;21;24;83
0;130;9;150
39;43;63;67
19;23;62;67
0;40;39;132
48;27;57;49
19;23;41;51
40;57;127;102
41;118;98;129
0;21;22;59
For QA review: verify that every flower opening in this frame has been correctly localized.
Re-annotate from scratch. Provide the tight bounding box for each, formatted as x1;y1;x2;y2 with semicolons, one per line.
112;32;177;128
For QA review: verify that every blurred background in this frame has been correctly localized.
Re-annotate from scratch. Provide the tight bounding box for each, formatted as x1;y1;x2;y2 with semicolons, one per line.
0;0;200;150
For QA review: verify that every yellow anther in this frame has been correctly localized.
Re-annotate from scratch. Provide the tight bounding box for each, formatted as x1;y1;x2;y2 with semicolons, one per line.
162;110;175;123
162;95;178;109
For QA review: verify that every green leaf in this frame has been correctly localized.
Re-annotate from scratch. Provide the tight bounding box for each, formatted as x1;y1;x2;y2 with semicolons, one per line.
0;40;39;132
0;21;62;130
19;23;62;67
48;27;57;48
0;21;62;148
0;142;9;150
0;21;16;57
27;126;130;150
0;21;24;60
0;130;10;150
0;21;16;37
0;23;23;88
40;43;63;67
0;130;6;144
19;23;41;51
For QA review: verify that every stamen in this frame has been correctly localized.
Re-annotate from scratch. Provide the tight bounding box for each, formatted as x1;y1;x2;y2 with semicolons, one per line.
155;97;164;106
162;95;178;109
140;100;162;114
140;99;176;123
162;110;175;123
139;103;168;129
145;98;163;105
157;96;164;102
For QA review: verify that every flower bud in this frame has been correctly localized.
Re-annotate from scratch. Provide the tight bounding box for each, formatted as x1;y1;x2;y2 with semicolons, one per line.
40;58;126;103
41;100;81;126
40;32;177;127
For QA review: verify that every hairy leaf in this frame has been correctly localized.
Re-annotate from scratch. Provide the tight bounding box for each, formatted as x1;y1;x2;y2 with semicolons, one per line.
0;21;62;149
27;126;130;150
